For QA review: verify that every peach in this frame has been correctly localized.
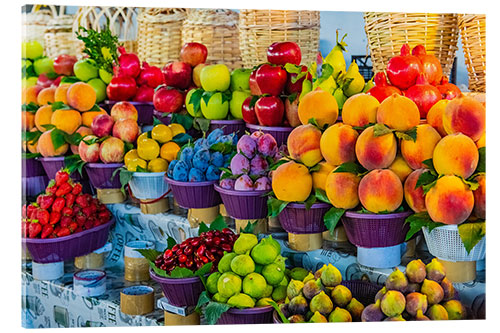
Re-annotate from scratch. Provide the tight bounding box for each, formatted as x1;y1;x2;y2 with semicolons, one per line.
298;89;339;127
22;111;35;131
426;99;449;137
112;119;140;143
389;155;413;182
82;108;107;128
287;124;323;167
358;169;403;213
311;161;335;191
78;135;100;163
37;129;69;157
37;87;56;105
341;93;380;128
71;126;93;154
425;175;474;225
443;94;485;141
320;123;359;166
67;82;97;112
110;101;139;122
22;85;42;104
401;124;441;169
272;160;313;202
51;109;82;135
99;137;125;163
34;105;53;132
404;169;427;213
355;125;397;170
325;168;361;209
433;133;479;179
91;114;115;138
473;174;485;219
476;132;485;149
377;94;420;131
54;84;71;104
23;127;39;153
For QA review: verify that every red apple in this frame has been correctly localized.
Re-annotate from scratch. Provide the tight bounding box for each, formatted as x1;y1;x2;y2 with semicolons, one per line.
91;114;115;138
51;76;62;88
162;61;192;90
53;54;77;76
78;135;100;163
110;101;138;122
285;65;310;94
249;68;262;95
255;64;287;96
99;137;125;163
112;119;139;143
153;85;184;114
242;97;258;125
37;73;54;88
180;43;208;67
267;42;302;66
255;96;285;126
133;85;155;102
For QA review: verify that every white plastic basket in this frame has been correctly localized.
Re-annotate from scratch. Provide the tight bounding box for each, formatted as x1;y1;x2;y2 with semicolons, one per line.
128;172;169;200
422;225;485;262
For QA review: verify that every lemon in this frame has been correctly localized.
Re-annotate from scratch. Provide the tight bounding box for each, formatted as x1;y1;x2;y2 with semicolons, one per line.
137;138;160;160
168;123;186;137
124;149;139;167
147;158;168;172
127;158;147;172
151;124;173;143
137;132;150;145
160;142;181;162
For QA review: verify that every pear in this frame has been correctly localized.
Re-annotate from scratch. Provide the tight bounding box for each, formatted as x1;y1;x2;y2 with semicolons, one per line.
343;61;365;96
324;30;347;78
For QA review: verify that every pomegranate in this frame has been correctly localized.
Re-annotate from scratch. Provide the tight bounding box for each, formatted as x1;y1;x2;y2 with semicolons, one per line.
137;62;164;89
404;73;442;118
366;72;402;103
411;45;443;86
106;76;137;101
117;46;141;78
153;85;184;114
133;85;155;102
387;44;423;90
437;76;461;100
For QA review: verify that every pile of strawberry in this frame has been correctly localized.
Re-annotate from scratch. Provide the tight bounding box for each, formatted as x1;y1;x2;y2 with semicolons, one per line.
22;169;112;239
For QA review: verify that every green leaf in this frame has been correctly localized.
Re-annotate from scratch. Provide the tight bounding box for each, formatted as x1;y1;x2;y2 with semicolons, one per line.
404;212;446;241
249;95;259;108
51;101;72;111
123;142;134;154
303;193;317;210
136;248;162;263
166;236;177;250
187;88;204;112
42;124;56;131
284;63;303;74
239;220;258;233
395;127;417;142
171;113;194;130
193;117;211;133
267;196;289;217
150;262;168;277
87;104;102;112
308;163;321;173
307;117;320;128
352;123;375;131
291;71;306;84
315;188;331;204
172;133;193;145
60;76;80;84
136;165;149;173
201;91;216;106
168;267;195;278
210;142;235;155
324;207;345;236
196;291;211;311
372;123;394;137
21;102;39;112
268;300;290;323
75;23;120;73
198;222;210;235
287;92;298;103
475;147;485;174
422;158;437;175
114;167;133;195
269;158;288;171
50;128;67;150
457;221;486;254
63;132;83;146
422;179;438;195
460;176;480;191
194;262;213;287
22;130;42;144
152;117;162;126
221;90;232;104
64;154;86;176
204;301;231;325
22;152;42;159
316;63;334;84
209;215;228;231
333;162;367;176
415;170;438;190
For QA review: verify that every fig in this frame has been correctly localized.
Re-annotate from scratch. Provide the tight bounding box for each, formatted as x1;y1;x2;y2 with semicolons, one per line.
288;295;309;315
310;291;334;316
426;304;449;320
331;284;352;307
287;280;304;299
289;267;309;281
288;314;306;323
415;309;430;320
314;264;327;279
440;277;457;301
385;267;408;292
405;282;421;294
346;298;365;322
443;300;467;320
381;290;406;317
375;287;387;302
405;259;427;283
309;311;328;323
384;315;405;321
425;258;446;283
303;278;324;299
320;264;342;287
328;307;352;322
421;279;444;305
279;302;290;318
302;272;315;283
361;299;386;322
405;292;428;317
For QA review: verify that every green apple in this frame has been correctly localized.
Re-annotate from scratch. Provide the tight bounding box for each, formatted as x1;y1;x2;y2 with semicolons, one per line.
22;76;38;89
99;68;113;84
230;68;252;91
185;88;203;117
33;57;55;76
87;78;107;103
22;40;44;60
200;64;230;92
73;59;99;81
229;90;251;119
200;92;229;120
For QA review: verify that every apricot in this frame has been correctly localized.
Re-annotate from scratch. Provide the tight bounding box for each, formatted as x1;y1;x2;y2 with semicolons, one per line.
81;108;108;128
320;123;359;166
401;124;441;170
311;161;335;191
67;82;97;112
389;155;413;182
325;168;361;209
22;85;42;104
34;105;53;132
37;87;56;105
298;89;339;127
404;169;427;213
473;174;485;219
341;93;380;128
71;126;93;154
433;133;479;179
358;169;403;213
22;111;35;131
443;94;485;142
287;124;323;167
54;84;71;104
272;160;313;202
426;99;449;137
37;129;69;157
425;175;474;225
476;132;485;149
377;94;420;131
51;109;82;135
355;125;397;170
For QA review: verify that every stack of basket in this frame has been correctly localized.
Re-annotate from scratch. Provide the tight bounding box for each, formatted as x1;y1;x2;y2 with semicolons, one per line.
22;5;57;45
45;14;79;58
458;14;486;93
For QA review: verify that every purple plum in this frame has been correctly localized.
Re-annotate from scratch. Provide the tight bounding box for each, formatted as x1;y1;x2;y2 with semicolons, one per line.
237;135;257;159
250;155;269;176
219;178;235;190
234;175;254;191
257;133;278;156
250;131;264;140
254;177;271;191
230;153;250;175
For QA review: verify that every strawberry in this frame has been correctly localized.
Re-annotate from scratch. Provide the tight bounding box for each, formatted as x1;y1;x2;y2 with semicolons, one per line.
98;210;111;223
75;195;89;208
37;194;54;210
55;169;70;186
41;224;54;239
27;204;38;219
74;226;83;233
69;222;78;233
82;207;93;217
49;211;61;225
36;209;50;225
60;215;72;228
28;222;42;238
62;207;73;216
52;197;65;213
65;193;76;208
21;221;28;237
75;214;86;226
56;227;71;237
22;204;27;219
45;179;57;195
72;183;82;195
55;183;72;197
73;205;81;214
84;218;95;230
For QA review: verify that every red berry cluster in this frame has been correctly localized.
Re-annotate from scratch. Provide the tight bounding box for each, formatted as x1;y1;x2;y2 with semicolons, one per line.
155;228;238;273
22;169;112;239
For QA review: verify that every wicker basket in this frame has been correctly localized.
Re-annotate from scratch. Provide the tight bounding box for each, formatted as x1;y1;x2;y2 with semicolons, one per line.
238;10;321;67
44;15;79;58
458;14;486;93
364;12;459;77
73;6;138;56
22;5;58;45
182;9;242;70
136;8;187;68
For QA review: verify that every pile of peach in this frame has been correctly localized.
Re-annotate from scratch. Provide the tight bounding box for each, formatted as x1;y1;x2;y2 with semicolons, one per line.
271;89;485;225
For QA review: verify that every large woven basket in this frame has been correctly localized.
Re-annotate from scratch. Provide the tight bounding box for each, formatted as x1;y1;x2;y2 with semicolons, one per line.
136;8;187;67
458;14;486;93
182;9;242;70
73;6;138;56
45;14;79;58
364;12;459;77
238;10;320;67
22;5;58;45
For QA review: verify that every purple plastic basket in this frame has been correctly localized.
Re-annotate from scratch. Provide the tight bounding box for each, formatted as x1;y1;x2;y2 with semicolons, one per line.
23;218;114;263
246;123;293;147
341;211;412;248
214;185;268;220
22;175;49;197
209;119;246;137
150;269;205;307
217;306;274;325
22;158;46;177
166;178;221;209
278;202;330;234
38;156;93;194
105;100;155;125
341;280;383;306
85;163;123;189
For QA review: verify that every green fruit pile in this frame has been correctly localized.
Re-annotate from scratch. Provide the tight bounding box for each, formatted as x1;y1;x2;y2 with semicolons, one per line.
361;258;468;321
206;233;288;308
280;264;362;323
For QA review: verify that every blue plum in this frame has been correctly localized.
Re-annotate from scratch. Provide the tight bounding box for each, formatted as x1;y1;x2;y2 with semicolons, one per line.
193;148;211;172
210;151;224;167
180;147;194;168
206;165;221;181
172;160;189;182
167;160;178;179
207;128;224;145
194;138;209;152
188;168;206;182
